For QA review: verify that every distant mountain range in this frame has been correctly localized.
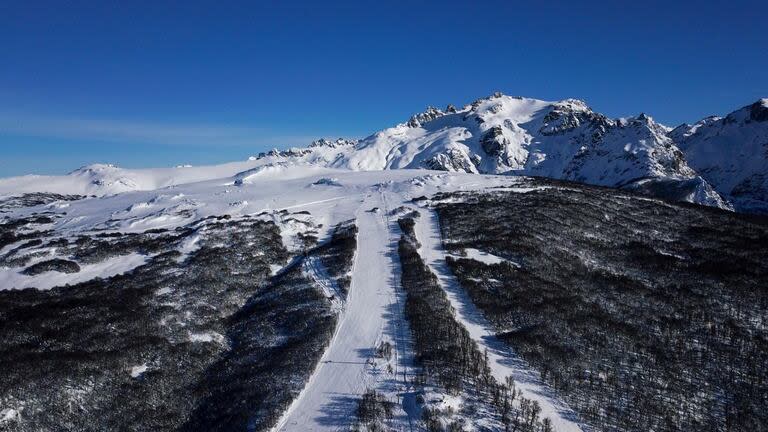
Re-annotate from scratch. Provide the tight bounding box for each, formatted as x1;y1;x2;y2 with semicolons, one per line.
2;93;767;213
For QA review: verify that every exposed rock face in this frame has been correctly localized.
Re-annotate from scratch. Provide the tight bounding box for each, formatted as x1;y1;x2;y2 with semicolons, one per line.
256;148;313;159
308;138;358;148
480;126;507;157
406;106;445;128
241;93;768;211
539;99;611;138
749;99;768;122
423;148;479;173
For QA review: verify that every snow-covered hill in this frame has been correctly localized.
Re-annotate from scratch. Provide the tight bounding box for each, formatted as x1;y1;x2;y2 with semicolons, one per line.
0;160;278;196
325;94;728;209
2;93;766;212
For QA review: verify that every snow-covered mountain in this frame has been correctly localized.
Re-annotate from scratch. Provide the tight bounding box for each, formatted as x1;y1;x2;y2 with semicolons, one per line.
324;93;728;209
670;99;768;213
2;93;766;212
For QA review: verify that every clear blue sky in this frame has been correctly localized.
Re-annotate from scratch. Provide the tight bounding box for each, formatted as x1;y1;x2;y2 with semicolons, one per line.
1;0;766;177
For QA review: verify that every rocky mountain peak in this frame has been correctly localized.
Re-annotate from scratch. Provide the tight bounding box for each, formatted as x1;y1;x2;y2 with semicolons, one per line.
540;99;609;136
749;98;768;122
309;138;358;148
406;106;445;128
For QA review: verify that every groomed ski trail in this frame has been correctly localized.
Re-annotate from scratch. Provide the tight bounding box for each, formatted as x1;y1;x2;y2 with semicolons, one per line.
273;193;416;431
413;207;586;432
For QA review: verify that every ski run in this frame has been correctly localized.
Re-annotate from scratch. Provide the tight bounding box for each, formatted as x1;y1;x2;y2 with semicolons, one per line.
273;191;420;431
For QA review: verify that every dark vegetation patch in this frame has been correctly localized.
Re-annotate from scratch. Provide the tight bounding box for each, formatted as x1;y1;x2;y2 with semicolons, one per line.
315;220;358;296
68;230;183;264
397;216;548;431
0;193;86;212
398;216;488;393
0;214;357;432
353;389;395;431
0;215;55;251
182;223;356;431
0;218;183;271
21;258;81;275
435;178;768;431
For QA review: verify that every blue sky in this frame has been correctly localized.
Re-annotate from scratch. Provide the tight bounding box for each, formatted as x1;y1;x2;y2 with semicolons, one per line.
1;0;766;177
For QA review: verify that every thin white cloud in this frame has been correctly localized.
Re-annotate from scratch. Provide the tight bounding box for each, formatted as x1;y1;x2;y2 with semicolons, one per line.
0;114;318;148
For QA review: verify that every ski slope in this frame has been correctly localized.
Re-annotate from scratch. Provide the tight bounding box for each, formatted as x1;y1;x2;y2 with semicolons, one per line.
413;207;586;432
273;191;418;431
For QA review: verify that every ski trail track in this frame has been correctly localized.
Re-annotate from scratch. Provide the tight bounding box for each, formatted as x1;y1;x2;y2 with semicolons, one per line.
274;191;417;431
413;207;587;432
303;255;344;313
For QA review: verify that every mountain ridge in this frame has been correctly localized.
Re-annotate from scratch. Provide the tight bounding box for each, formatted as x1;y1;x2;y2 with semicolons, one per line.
1;93;766;213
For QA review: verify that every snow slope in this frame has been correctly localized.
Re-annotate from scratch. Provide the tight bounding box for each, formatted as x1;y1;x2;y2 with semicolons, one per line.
273;192;418;431
670;99;768;213
0;162;234;196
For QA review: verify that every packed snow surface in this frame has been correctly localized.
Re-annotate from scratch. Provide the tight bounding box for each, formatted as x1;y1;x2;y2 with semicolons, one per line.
129;364;149;378
452;247;517;266
273;192;418;431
